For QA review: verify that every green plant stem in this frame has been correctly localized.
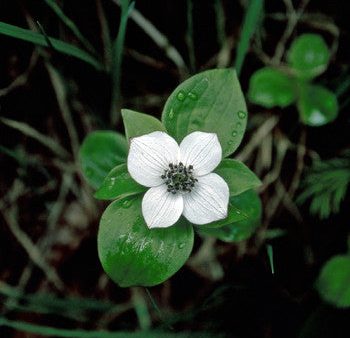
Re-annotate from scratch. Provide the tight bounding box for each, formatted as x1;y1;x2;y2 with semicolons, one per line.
186;0;196;73
110;0;134;126
234;0;264;76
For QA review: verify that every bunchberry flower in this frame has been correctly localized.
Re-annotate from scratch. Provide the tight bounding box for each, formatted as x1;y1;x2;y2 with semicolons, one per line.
127;131;229;228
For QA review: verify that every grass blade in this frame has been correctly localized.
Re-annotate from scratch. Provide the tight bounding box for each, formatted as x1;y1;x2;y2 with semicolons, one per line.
42;0;97;55
110;0;134;125
0;21;103;70
234;0;264;76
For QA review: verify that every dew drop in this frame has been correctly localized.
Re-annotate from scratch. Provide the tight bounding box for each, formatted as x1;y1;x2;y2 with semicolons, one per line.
237;111;246;119
176;91;186;101
236;122;242;128
168;109;175;119
178;243;185;249
188;92;198;100
228;140;234;145
122;199;133;208
232;130;238;137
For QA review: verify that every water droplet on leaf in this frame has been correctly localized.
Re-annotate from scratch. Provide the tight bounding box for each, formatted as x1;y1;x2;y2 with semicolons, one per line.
232;130;238;137
176;91;186;101
178;243;185;249
122;199;133;208
188;92;198;100
168;109;175;119
237;111;246;119
236;122;242;128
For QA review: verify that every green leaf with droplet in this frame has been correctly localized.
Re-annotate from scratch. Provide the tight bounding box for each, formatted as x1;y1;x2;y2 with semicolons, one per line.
287;34;330;79
297;84;338;126
94;163;146;200
316;254;350;308
215;159;261;196
122;109;166;141
162;69;248;157
98;195;194;287
248;67;296;108
198;190;262;241
79;131;128;189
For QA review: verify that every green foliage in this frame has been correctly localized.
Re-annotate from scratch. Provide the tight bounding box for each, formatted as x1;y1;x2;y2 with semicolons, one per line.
94;164;146;200
215;159;261;196
248;67;296;108
235;0;264;75
110;0;135;124
198;189;262;242
316;254;350;308
162;69;248;157
78;69;259;287
248;33;338;127
288;34;330;79
98;195;194;287
122;109;166;140
0;21;103;70
298;152;350;219
297;84;338;126
79;131;128;189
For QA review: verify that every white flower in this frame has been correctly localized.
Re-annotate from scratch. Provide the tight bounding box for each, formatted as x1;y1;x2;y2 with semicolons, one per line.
127;131;229;228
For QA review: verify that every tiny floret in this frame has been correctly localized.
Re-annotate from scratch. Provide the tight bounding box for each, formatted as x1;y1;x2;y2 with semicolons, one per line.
127;131;229;228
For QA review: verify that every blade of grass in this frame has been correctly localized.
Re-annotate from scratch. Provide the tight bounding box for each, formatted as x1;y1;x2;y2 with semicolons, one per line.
110;0;134;125
0;21;103;70
42;0;97;55
96;0;112;68
267;244;275;274
186;0;196;73
112;1;188;77
234;0;264;76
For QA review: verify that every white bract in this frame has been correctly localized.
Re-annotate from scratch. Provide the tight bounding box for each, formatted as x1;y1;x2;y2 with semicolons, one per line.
127;131;229;229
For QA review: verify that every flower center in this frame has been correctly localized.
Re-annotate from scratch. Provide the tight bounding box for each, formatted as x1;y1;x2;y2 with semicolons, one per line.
161;162;198;194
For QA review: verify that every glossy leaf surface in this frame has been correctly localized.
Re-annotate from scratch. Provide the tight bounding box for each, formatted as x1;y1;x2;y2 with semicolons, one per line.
94;164;146;200
79;131;128;189
98;196;194;287
162;69;247;157
248;67;296;108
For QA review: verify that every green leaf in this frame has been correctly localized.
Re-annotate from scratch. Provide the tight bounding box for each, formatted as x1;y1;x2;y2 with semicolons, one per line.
162;69;248;157
0;21;103;70
215;159;261;196
98;196;194;287
94;163;146;200
316;254;350;308
198;190;262;241
297;84;338;126
287;33;330;79
248;67;296;108
234;0;264;75
121;109;166;140
79;131;128;189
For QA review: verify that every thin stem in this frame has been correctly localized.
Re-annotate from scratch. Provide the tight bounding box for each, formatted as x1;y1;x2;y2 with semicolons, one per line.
186;0;196;73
